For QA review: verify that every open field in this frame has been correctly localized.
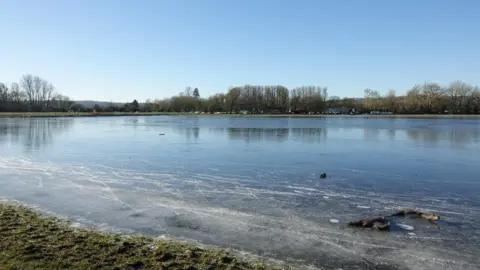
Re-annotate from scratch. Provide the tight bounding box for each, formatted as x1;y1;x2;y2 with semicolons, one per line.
1;111;480;119
0;203;285;270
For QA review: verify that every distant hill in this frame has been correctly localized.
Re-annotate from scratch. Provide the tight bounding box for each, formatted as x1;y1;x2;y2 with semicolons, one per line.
73;100;124;108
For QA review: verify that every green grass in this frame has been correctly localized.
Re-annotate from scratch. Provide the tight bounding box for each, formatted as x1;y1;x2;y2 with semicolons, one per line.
1;111;479;119
0;203;287;270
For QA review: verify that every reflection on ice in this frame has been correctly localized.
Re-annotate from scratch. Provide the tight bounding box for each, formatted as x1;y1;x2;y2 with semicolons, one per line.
0;157;479;270
0;118;73;152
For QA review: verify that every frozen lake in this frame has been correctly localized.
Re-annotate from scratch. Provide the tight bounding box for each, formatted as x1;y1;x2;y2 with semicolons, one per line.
1;116;479;269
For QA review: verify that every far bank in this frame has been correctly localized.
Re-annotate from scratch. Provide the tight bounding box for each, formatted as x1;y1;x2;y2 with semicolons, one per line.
1;112;480;119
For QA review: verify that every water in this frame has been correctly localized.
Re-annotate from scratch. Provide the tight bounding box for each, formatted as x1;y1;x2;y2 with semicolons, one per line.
1;116;479;269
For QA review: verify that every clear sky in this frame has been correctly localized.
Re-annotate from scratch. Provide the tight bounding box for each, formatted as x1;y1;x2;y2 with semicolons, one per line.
1;0;479;102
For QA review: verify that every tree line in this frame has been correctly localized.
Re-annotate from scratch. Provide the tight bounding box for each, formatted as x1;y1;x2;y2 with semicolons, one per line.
147;82;480;114
0;75;73;112
1;75;479;114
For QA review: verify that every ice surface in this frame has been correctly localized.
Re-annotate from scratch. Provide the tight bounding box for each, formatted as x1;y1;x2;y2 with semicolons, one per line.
397;224;415;231
0;156;479;270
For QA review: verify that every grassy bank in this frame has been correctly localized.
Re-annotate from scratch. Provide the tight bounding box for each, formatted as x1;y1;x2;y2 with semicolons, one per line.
0;203;285;270
1;111;480;119
0;112;174;118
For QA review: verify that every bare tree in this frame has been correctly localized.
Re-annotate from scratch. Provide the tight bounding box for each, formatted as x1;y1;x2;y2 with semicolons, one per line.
41;79;54;110
364;88;381;111
10;82;20;94
422;82;443;113
21;74;35;110
0;83;8;102
226;87;241;113
276;85;289;113
184;86;193;97
33;76;43;110
6;82;26;112
445;81;473;113
385;89;397;113
0;83;8;111
467;87;480;113
8;82;24;103
405;86;422;113
322;87;328;102
52;94;72;111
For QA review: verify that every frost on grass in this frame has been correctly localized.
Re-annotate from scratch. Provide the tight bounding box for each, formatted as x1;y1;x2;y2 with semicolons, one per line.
0;203;286;270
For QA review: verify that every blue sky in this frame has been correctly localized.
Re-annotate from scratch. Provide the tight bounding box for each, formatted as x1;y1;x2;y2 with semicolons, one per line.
1;0;479;102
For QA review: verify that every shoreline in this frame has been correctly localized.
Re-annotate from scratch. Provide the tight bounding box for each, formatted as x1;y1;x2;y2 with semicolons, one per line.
0;203;286;269
1;112;480;119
